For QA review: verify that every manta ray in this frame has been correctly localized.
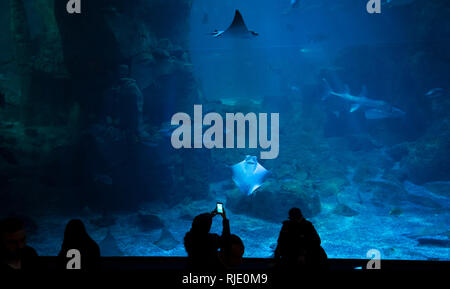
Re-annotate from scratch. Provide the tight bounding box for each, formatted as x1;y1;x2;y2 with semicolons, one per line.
210;10;258;38
231;155;268;196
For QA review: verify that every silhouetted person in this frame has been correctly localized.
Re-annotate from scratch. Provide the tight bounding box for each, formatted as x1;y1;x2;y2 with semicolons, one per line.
219;234;245;269
0;217;38;271
274;208;327;269
58;219;101;271
184;209;230;270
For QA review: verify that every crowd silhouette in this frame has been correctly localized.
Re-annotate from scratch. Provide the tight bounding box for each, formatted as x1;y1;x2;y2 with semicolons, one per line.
1;207;327;272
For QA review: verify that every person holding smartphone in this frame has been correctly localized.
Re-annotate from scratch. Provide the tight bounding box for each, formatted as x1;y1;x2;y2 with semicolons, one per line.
183;203;230;271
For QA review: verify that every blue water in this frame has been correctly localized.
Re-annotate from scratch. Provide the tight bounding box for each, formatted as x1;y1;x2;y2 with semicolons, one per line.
2;0;449;261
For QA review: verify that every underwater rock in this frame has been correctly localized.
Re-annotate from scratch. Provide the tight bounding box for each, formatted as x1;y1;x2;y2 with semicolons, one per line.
417;238;450;248
209;180;235;195
423;181;450;198
360;177;407;206
175;150;211;202
179;213;194;221
403;181;447;209
226;178;321;222
24;128;38;137
402;134;450;184
153;228;179;251
386;143;409;162
99;230;123;256
135;212;164;231
89;215;116;228
332;204;359;217
316;177;348;198
346;134;380;152
32;0;68;77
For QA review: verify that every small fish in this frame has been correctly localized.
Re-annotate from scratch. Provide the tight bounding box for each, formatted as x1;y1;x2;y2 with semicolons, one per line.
299;48;312;53
383;0;416;7
425;88;444;98
389;207;403;216
201;12;209;25
364;107;405;120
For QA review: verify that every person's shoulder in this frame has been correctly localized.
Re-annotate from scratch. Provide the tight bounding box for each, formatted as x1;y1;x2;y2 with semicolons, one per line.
23;245;38;257
304;219;313;225
303;219;317;231
209;233;220;239
282;220;291;226
91;240;101;254
281;220;292;229
302;219;314;227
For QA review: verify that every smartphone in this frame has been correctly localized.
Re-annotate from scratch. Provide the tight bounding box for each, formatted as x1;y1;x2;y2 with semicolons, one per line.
216;202;224;214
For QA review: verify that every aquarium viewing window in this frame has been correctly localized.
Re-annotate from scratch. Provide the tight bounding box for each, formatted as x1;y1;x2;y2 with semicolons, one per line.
0;0;448;267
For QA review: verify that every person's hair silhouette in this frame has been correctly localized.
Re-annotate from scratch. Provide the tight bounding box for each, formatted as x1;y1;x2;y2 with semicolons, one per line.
0;217;38;271
184;209;231;271
274;208;327;269
288;207;303;221
58;219;101;271
219;234;245;269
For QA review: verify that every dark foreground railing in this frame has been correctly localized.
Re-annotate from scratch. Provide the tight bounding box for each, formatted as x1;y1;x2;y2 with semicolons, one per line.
37;256;448;271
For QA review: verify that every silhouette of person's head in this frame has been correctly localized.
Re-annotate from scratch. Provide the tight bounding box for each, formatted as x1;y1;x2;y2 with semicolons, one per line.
220;234;245;268
288;208;304;222
190;213;213;234
0;218;26;259
63;219;90;244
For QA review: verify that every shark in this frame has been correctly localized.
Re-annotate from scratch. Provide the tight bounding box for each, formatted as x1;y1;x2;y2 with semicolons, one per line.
231;155;268;196
210;10;258;38
322;78;405;119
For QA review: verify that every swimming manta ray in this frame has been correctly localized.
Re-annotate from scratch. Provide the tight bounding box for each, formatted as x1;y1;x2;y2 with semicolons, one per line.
210;10;258;38
231;155;268;196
